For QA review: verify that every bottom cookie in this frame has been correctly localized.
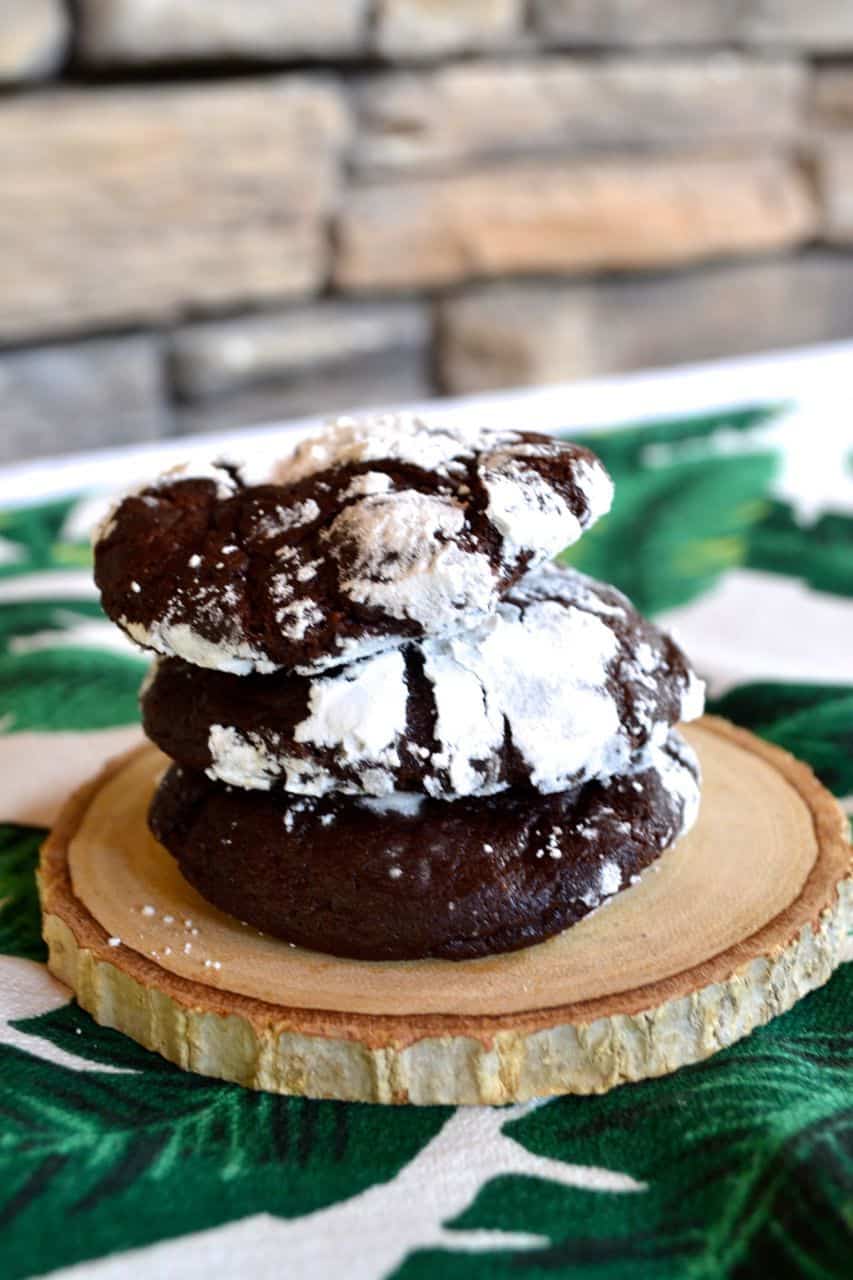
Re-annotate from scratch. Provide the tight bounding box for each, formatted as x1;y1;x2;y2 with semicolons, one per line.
149;732;699;961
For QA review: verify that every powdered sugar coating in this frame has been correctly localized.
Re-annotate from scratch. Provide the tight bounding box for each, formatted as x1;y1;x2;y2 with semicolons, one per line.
253;499;321;540
479;446;613;561
282;414;614;573
148;565;705;798
207;725;282;789
279;414;489;482
123;619;276;677
341;471;394;500
481;455;578;558
294;649;408;774
274;598;324;642
326;491;497;630
149;460;238;500
358;793;426;818
96;417;611;675
424;596;624;797
651;730;702;836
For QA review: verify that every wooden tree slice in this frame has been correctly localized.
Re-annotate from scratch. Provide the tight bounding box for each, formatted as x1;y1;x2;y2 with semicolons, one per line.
39;718;851;1105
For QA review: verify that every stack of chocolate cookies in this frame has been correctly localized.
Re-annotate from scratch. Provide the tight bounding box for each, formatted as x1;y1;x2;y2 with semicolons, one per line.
94;416;704;961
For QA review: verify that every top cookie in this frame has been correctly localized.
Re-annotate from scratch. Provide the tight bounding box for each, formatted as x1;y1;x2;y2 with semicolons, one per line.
94;415;612;675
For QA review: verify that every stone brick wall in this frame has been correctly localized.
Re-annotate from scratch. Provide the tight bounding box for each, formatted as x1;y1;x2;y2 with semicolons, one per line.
2;1;853;462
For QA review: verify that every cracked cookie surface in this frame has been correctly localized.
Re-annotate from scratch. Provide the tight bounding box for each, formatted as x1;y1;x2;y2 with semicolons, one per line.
142;564;704;800
95;416;612;675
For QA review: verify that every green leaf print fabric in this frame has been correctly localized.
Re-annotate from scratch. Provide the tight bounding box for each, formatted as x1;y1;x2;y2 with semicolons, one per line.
0;363;850;1279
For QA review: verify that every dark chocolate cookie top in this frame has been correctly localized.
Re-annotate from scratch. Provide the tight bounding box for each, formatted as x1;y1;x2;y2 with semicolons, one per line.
149;729;700;961
94;416;612;675
142;564;704;800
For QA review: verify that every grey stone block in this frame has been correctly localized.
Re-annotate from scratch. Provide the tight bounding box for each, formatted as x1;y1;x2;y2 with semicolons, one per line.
0;336;170;465
814;69;853;127
173;357;433;435
76;0;369;65
816;135;853;243
0;0;69;83
535;0;853;49
374;0;523;60
0;79;349;344
335;152;816;292
169;301;432;433
355;58;806;177
739;1;853;51
532;0;737;46
437;254;853;393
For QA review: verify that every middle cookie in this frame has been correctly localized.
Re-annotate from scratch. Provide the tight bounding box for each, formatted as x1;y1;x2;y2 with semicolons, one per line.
142;564;704;801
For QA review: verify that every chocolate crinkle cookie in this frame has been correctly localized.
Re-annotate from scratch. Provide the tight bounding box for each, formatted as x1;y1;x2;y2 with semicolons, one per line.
149;730;700;961
141;564;703;801
94;412;705;962
95;416;612;675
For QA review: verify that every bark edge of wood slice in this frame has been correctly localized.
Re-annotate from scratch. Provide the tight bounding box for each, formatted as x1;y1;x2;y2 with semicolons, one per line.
39;717;852;1105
